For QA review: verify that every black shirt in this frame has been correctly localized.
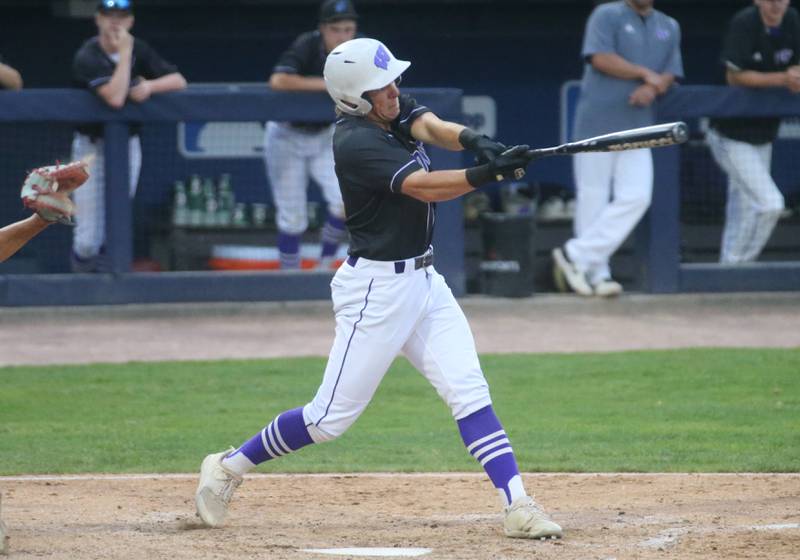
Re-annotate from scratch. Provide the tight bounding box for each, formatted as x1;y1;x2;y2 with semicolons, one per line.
333;95;434;261
711;6;800;144
272;30;338;129
72;37;179;139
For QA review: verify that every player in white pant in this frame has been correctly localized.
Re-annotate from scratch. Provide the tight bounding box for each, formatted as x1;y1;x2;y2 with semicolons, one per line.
196;37;562;541
70;0;186;271
71;134;142;267
706;0;800;264
554;0;683;297
706;129;784;264
264;0;357;269
263;121;345;268
569;149;652;288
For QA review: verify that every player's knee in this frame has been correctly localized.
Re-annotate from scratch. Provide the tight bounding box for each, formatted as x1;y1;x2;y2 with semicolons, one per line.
305;423;341;443
327;201;345;220
277;213;308;235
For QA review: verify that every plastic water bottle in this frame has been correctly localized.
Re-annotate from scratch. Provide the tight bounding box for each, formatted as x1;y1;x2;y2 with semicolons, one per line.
202;177;218;227
188;174;204;227
172;180;189;226
217;174;235;227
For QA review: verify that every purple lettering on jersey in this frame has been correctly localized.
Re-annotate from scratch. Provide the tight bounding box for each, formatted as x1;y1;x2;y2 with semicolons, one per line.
413;142;431;171
374;45;390;70
775;48;794;66
656;28;670;41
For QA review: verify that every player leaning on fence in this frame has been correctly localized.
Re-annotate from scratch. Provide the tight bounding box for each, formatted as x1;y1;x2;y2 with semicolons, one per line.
553;0;683;297
70;0;186;272
195;37;563;541
706;0;800;265
264;0;358;270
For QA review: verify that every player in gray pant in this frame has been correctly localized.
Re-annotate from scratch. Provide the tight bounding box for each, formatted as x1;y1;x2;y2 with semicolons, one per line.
707;0;800;264
196;37;562;541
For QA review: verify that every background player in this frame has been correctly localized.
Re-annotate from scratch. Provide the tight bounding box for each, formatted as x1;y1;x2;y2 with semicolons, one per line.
196;37;562;541
553;0;683;297
263;0;357;269
70;0;186;272
706;0;800;264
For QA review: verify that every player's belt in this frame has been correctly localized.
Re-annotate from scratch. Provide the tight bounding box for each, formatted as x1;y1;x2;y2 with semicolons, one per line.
346;250;434;274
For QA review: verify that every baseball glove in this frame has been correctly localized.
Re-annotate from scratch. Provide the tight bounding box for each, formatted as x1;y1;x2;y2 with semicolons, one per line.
20;157;92;225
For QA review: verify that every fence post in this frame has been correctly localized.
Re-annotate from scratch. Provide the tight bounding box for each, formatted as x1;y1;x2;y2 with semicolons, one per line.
638;145;681;293
104;122;132;274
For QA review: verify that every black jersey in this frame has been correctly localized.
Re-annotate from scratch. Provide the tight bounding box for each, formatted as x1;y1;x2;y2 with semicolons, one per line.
72;37;179;139
333;95;433;261
711;6;800;144
272;30;334;130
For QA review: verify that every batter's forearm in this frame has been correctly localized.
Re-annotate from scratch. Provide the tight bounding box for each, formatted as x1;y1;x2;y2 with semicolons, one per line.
410;113;465;150
400;169;474;203
0;215;50;263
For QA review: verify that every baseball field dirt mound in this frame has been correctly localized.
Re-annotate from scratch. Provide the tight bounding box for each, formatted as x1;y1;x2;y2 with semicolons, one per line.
0;473;798;559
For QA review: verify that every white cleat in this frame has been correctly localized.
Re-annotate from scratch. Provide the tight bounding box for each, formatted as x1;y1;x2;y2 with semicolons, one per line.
195;448;242;527
504;496;563;540
552;247;593;296
592;278;623;298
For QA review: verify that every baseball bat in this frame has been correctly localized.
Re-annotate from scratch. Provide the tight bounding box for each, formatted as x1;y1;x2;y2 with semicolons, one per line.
525;121;689;161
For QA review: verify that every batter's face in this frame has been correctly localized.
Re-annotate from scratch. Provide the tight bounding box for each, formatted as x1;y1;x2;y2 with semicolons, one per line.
755;0;790;27
365;80;401;128
320;20;357;52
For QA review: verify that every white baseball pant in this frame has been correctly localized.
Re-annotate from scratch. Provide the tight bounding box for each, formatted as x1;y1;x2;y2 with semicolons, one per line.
71;133;142;259
302;253;493;442
567;149;653;283
706;129;784;264
263;122;345;235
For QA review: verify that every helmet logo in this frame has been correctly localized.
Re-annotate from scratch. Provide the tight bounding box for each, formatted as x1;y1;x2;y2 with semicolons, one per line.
335;0;347;13
374;45;390;70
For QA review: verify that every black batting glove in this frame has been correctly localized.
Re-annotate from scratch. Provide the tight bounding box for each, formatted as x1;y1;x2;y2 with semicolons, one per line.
466;145;531;188
459;128;507;165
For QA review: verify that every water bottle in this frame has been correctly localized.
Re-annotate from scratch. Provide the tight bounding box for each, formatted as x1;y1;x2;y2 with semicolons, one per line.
172;180;189;226
202;177;218;227
188;174;204;227
217;174;235;227
232;202;249;228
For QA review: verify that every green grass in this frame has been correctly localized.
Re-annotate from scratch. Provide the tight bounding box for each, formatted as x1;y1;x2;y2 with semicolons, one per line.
1;349;798;474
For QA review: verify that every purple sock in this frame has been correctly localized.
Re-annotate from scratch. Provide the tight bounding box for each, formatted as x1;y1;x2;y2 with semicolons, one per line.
320;215;346;258
457;405;522;504
278;232;301;269
234;407;314;465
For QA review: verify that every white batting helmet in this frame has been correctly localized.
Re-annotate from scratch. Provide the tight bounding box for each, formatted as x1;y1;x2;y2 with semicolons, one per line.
323;38;410;116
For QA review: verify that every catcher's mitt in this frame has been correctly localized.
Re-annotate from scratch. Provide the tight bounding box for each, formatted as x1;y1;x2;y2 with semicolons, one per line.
20;157;92;225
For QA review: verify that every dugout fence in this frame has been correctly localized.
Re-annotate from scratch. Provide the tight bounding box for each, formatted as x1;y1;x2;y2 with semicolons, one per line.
0;87;464;306
0;86;798;306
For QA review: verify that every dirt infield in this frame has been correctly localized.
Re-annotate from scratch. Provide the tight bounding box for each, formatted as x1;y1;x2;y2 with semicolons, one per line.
1;473;798;559
1;293;799;558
